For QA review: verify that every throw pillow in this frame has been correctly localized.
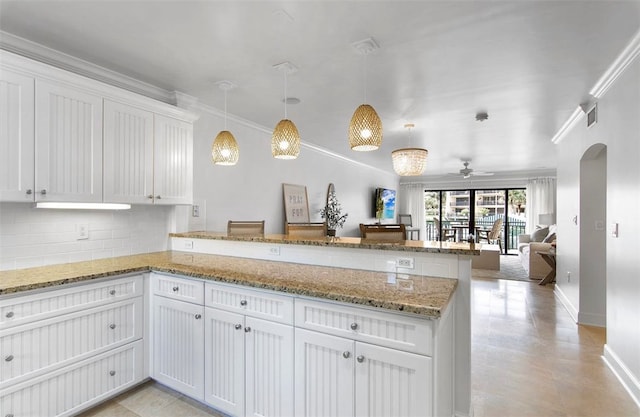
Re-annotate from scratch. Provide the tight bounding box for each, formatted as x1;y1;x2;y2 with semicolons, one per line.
543;232;556;243
531;226;549;242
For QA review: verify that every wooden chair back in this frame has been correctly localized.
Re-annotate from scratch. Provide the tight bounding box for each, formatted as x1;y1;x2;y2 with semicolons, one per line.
227;220;265;237
286;222;327;239
359;223;407;241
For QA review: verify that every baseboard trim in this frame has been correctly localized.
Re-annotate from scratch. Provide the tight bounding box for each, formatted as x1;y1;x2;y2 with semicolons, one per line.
554;285;578;323
603;344;640;408
577;311;606;327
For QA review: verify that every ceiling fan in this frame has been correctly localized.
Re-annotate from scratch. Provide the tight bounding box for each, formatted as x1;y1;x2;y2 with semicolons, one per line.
449;161;494;179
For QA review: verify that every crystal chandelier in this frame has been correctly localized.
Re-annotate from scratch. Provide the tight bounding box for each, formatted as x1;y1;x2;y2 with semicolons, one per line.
211;81;239;165
349;38;383;151
272;62;300;159
392;124;428;176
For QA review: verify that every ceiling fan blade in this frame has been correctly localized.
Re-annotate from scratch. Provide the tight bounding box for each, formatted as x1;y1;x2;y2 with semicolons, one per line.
471;172;494;176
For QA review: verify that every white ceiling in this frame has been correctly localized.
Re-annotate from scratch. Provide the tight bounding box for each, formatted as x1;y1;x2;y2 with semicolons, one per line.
1;1;638;179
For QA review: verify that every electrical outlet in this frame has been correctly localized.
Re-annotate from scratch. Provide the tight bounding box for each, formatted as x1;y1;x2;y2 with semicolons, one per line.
269;246;280;256
192;205;200;217
183;240;194;249
77;224;89;240
396;257;414;269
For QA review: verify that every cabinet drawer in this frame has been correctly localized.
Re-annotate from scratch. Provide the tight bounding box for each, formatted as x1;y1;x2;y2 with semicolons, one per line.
0;274;143;330
295;299;433;355
0;340;144;417
152;273;204;304
0;297;143;389
205;282;293;325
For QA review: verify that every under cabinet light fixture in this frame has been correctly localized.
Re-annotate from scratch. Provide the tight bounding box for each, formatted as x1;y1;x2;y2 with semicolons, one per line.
35;202;131;210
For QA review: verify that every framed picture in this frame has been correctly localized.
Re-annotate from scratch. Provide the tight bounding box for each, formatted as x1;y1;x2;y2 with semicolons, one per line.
283;183;310;223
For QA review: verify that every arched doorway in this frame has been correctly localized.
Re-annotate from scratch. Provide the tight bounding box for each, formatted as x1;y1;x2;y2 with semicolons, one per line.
578;143;607;326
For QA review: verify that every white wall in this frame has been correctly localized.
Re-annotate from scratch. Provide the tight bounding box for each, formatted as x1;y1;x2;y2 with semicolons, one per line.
0;203;174;270
190;110;398;237
556;53;640;402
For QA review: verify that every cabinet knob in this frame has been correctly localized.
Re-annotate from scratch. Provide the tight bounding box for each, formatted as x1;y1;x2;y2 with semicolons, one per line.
343;351;351;359
350;322;359;331
356;355;365;363
5;355;14;362
109;324;116;330
234;324;242;330
109;289;116;295
110;370;116;376
244;327;251;333
147;194;154;199
155;195;162;200
195;314;202;319
6;413;14;417
26;189;33;195
172;286;179;292
5;311;14;318
40;189;47;195
240;300;247;306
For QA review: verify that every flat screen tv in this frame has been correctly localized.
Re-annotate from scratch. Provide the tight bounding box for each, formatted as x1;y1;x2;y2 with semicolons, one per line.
374;188;396;220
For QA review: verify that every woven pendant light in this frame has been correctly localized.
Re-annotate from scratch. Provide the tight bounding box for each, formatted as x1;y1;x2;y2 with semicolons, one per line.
272;62;300;159
392;124;428;176
211;81;239;166
349;38;383;152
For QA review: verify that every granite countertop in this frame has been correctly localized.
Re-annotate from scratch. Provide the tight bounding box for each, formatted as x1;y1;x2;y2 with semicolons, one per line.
0;251;457;318
170;231;481;255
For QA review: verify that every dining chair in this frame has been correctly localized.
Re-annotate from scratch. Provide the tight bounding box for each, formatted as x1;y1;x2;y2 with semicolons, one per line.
286;222;327;239
434;218;456;241
398;214;420;240
359;223;407;241
477;218;503;252
227;220;265;237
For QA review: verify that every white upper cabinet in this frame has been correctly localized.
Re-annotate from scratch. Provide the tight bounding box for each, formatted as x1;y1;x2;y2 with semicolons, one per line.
0;69;35;201
103;100;154;204
153;114;193;205
35;79;103;202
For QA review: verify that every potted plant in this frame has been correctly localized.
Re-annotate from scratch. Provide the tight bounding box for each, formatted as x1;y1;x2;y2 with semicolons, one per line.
320;189;348;236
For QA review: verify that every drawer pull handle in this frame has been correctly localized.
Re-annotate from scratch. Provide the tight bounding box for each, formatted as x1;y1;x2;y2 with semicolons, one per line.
244;326;251;333
156;195;162;200
5;355;14;362
6;414;14;417
240;300;247;306
26;189;33;195
147;194;154;199
350;322;359;331
109;324;116;330
234;324;242;330
356;355;365;363
109;289;116;295
343;351;351;359
195;314;202;319
5;312;14;318
110;370;116;376
172;286;179;292
40;189;47;195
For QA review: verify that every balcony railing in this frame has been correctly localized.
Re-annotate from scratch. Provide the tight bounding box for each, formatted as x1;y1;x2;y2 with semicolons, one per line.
425;217;526;253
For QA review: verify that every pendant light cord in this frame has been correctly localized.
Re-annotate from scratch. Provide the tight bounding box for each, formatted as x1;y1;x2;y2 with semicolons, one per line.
224;89;228;130
284;69;288;119
363;54;368;103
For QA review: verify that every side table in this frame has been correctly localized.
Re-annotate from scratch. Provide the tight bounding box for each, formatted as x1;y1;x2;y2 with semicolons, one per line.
536;250;556;285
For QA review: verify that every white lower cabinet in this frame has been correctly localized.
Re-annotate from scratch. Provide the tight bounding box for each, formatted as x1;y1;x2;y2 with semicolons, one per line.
0;274;145;417
151;294;205;400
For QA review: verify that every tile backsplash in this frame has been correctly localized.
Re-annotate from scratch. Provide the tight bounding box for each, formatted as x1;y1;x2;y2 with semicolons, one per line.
0;203;174;271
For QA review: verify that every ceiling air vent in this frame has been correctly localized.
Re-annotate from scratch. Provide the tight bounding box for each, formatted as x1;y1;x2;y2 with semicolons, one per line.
586;103;597;128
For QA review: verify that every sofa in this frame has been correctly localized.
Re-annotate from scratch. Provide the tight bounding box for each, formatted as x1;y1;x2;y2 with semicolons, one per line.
517;225;556;279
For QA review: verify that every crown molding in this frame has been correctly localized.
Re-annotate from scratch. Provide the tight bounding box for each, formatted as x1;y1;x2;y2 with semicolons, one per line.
551;28;640;145
0;30;174;104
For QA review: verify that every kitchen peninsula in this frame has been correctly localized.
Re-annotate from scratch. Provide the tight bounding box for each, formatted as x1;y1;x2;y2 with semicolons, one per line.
1;234;476;417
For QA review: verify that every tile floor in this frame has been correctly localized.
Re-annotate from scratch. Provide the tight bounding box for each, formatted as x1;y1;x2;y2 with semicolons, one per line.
79;276;639;417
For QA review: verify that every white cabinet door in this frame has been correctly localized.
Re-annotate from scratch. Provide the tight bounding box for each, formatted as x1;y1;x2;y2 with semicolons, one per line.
295;328;355;417
204;307;245;416
103;100;154;204
35;80;103;202
0;68;35;202
354;342;432;417
152;296;204;400
245;317;294;417
153;114;193;205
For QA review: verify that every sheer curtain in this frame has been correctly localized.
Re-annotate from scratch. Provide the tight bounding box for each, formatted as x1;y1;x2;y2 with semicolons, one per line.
525;177;557;233
399;183;426;240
